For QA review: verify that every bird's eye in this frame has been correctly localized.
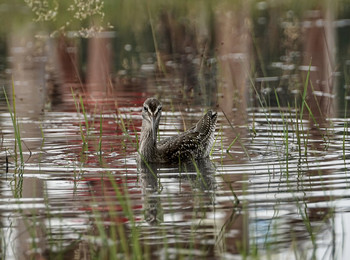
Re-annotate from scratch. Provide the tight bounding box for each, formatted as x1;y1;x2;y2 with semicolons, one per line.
155;107;162;115
143;106;148;112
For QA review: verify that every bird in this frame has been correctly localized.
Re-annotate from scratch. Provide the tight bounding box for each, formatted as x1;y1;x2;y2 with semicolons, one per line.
138;97;217;163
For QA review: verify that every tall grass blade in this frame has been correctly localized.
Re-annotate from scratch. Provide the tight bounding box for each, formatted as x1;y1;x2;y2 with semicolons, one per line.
3;83;24;167
71;88;88;152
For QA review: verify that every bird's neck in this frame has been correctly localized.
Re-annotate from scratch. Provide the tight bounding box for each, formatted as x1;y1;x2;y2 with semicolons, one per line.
139;122;158;161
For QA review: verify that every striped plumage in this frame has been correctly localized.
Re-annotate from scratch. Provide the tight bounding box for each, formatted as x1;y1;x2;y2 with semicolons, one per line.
138;98;217;163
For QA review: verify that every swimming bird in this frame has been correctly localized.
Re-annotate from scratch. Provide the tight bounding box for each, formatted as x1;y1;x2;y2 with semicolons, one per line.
138;98;217;163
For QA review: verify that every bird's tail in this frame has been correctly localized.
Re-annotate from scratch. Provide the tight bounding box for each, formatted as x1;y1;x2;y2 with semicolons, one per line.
195;110;218;135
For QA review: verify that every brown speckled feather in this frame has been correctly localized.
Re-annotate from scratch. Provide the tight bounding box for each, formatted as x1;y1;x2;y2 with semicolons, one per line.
139;97;217;163
157;110;217;162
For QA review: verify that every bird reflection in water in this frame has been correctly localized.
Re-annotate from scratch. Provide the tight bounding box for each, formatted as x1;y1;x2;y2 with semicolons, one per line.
138;158;216;225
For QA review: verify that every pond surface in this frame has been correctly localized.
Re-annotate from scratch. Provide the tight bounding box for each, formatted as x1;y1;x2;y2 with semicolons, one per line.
1;87;350;259
1;1;350;260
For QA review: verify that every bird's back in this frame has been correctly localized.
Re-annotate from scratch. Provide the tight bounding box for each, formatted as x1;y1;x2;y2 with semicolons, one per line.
157;110;217;163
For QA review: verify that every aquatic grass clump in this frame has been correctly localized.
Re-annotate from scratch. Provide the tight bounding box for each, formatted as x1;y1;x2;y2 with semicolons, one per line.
108;174;143;259
3;84;24;168
68;95;147;259
85;172;144;259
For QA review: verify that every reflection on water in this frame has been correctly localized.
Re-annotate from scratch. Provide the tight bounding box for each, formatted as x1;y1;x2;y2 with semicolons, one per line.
138;159;216;225
1;1;350;259
1;100;349;259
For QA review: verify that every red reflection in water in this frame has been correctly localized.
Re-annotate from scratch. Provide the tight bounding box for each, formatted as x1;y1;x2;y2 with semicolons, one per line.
77;176;142;223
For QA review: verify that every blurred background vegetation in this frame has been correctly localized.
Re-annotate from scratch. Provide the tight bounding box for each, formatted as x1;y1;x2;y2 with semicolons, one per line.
1;0;350;111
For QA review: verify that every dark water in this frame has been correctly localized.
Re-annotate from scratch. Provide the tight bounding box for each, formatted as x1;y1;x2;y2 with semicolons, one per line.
1;1;350;260
1;90;350;259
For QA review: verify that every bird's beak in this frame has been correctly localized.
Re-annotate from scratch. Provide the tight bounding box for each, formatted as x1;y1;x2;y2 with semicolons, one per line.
150;115;157;142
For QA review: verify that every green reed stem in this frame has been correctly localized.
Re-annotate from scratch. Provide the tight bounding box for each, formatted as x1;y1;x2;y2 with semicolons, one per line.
343;66;349;165
226;134;239;153
274;89;289;178
90;198;112;254
79;95;89;135
246;64;282;160
107;173;142;259
71;89;88;152
3;83;24;167
295;62;312;159
147;2;165;74
191;159;207;189
300;61;311;121
99;113;103;163
221;109;250;159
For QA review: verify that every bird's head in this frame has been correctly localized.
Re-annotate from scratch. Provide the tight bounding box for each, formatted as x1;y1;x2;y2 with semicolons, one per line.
142;98;162;142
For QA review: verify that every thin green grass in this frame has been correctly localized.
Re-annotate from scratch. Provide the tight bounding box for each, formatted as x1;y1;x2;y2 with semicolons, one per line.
3;83;24;168
245;59;325;259
274;89;290;178
146;3;166;74
106;172;143;259
68;93;145;258
245;61;284;161
296;61;312;160
98;113;103;165
343;66;349;168
71;89;89;153
221;109;250;160
209;124;220;157
3;83;25;198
